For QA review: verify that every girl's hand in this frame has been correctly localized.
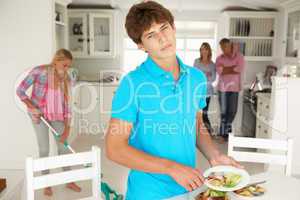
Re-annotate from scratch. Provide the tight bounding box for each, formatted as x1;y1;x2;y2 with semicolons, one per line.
28;107;42;123
60;128;70;144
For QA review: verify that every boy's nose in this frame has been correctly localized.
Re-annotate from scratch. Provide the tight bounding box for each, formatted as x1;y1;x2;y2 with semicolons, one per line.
157;32;167;43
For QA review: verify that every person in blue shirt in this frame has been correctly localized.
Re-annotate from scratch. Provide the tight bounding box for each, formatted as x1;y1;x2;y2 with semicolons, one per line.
105;1;242;199
193;42;217;135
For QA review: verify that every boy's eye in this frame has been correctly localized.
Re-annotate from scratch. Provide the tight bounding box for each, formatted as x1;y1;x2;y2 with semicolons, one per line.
147;35;153;39
161;24;169;30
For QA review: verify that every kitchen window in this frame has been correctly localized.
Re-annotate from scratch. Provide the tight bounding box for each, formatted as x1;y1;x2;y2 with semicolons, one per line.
123;21;217;72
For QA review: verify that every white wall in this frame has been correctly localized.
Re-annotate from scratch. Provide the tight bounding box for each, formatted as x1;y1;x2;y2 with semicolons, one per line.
0;0;54;169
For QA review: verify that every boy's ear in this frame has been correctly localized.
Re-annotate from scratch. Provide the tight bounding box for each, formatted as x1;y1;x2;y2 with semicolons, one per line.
137;43;146;52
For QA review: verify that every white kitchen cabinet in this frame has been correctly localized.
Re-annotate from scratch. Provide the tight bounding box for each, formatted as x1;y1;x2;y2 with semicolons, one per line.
53;0;72;51
72;82;117;136
269;77;300;175
221;11;278;61
282;1;300;63
68;9;116;58
79;83;101;135
69;82;82;141
99;84;117;133
255;93;271;139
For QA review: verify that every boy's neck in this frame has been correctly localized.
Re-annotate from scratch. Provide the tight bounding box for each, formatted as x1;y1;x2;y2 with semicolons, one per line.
152;55;179;80
152;56;178;72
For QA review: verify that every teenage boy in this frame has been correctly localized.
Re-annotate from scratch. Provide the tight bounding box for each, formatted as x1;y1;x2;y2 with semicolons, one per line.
105;2;241;199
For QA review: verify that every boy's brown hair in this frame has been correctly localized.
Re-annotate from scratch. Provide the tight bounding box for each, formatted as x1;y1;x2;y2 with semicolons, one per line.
125;1;174;44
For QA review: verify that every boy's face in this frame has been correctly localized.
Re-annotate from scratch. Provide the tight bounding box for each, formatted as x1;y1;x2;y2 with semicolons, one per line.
138;22;176;60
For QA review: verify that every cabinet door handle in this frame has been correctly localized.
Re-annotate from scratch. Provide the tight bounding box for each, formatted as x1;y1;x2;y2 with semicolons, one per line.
78;38;84;42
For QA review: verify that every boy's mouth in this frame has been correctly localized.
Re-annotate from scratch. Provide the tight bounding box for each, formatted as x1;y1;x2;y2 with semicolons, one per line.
161;44;172;51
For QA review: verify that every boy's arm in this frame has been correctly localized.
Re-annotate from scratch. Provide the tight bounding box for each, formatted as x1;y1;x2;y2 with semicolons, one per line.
105;118;204;191
196;111;221;161
196;111;242;168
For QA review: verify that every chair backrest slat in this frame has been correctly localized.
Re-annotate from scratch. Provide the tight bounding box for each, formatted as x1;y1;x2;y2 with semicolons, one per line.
230;136;288;150
32;151;94;172
25;146;101;200
230;151;287;165
33;168;94;190
228;133;293;176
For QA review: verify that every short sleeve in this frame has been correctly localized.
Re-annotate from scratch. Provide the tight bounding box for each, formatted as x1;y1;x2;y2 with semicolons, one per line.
111;75;138;123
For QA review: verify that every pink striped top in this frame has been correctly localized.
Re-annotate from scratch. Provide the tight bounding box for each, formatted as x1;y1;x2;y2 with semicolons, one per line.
43;87;65;121
216;51;245;92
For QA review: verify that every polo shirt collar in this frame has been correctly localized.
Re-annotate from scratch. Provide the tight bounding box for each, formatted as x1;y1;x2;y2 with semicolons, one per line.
143;55;189;78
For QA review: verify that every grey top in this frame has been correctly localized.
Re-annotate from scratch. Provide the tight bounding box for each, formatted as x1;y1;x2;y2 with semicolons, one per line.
193;58;216;96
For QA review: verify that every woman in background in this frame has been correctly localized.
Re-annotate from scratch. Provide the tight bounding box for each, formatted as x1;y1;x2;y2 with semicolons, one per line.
193;42;216;135
16;49;81;196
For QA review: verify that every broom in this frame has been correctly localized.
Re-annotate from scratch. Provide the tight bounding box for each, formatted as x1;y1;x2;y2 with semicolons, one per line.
41;117;123;199
40;116;92;168
40;116;76;153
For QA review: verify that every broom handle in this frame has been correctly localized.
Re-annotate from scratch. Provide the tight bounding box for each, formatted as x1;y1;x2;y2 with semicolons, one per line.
40;117;76;154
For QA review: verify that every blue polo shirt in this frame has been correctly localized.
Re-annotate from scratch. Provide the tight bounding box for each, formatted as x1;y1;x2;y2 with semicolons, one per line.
111;56;207;200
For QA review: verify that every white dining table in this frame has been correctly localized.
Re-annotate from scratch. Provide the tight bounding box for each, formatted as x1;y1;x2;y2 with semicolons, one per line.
168;172;300;200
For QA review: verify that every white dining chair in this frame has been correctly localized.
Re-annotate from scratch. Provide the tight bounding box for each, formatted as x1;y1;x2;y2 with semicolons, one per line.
25;146;101;200
228;133;293;176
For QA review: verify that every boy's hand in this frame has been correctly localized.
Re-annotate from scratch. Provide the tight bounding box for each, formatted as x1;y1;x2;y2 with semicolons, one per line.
210;154;244;169
167;162;205;192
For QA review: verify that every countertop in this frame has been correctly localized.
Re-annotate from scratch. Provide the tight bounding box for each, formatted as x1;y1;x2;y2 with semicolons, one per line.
74;80;120;87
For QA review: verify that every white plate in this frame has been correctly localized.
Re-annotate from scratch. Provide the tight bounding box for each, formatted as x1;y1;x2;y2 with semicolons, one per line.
203;165;250;192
